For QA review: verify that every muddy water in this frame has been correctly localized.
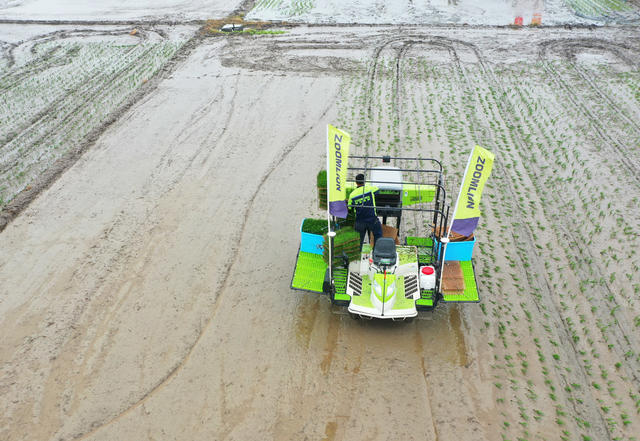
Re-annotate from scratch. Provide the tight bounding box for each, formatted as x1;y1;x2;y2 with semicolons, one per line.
2;23;640;441
291;292;474;440
294;290;468;371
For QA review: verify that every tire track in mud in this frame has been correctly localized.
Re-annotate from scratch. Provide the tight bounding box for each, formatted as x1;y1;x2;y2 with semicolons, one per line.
0;45;75;91
391;39;452;235
19;73;242;441
220;41;364;76
70;88;339;441
392;41;425;234
0;26;166;150
539;39;640;185
151;69;243;184
420;36;592;438
362;36;401;159
413;325;442;441
361;35;482;439
0;27;165;160
231;0;259;17
363;37;424;161
572;63;640;134
0;27;155;85
0;45;85;145
556;39;640;135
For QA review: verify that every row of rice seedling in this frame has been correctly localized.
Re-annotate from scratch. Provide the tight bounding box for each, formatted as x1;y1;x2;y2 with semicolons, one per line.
332;40;638;441
590;65;640;128
254;0;284;9
449;63;585;441
483;58;640;441
400;50;633;440
565;0;639;21
425;55;600;441
0;39;185;208
252;0;314;16
334;43;638;439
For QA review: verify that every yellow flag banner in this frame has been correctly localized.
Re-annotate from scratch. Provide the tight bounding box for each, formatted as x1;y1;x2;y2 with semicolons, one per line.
450;145;495;237
327;125;351;218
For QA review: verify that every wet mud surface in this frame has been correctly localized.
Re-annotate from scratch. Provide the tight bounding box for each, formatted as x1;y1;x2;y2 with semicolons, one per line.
1;20;640;441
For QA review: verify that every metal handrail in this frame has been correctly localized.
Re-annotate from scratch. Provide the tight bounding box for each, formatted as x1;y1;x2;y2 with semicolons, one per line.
349;155;443;171
346;180;447;204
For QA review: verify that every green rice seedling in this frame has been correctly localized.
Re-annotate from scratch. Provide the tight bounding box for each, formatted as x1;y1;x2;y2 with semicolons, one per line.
322;227;360;265
533;409;544;421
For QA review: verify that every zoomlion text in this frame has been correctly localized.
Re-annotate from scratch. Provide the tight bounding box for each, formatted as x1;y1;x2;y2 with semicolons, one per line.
334;134;343;191
466;156;486;209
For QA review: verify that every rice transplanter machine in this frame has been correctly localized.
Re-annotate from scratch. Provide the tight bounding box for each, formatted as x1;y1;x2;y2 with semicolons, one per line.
291;127;493;320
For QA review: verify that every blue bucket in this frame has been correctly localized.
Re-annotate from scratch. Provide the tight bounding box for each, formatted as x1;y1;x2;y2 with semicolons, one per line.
437;236;475;261
300;219;325;255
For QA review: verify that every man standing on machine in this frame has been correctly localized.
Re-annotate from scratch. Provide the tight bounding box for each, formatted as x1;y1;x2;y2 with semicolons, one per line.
349;173;383;248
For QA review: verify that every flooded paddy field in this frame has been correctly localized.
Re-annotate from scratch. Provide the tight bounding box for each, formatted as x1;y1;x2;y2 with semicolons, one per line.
1;2;640;440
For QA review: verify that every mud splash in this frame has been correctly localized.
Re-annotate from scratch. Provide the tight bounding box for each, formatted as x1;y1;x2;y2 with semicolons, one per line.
293;296;320;349
414;305;469;367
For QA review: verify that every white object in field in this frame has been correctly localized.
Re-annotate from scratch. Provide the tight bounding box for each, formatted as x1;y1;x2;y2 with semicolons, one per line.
347;250;418;319
370;166;403;191
221;24;243;32
419;266;436;290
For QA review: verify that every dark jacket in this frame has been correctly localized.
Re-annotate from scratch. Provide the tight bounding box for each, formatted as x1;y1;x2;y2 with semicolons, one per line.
348;185;379;223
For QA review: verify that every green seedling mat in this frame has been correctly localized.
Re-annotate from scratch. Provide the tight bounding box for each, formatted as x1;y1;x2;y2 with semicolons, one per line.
416;289;435;308
406;236;433;247
406;237;435;265
323;227;360;265
333;267;349;302
441;260;479;302
292;251;327;293
291;251;350;302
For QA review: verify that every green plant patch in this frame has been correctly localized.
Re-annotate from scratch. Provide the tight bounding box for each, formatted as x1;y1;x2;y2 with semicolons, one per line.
317;169;328;210
323;227;360;265
301;218;330;234
406;236;433;247
397;246;418;266
317;169;327;188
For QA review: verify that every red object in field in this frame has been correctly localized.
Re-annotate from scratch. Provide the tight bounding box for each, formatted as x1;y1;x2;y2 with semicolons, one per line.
514;16;523;26
421;266;435;276
531;13;541;25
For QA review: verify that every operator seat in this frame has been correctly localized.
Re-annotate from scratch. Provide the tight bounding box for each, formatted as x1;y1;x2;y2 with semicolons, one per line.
372;237;397;266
